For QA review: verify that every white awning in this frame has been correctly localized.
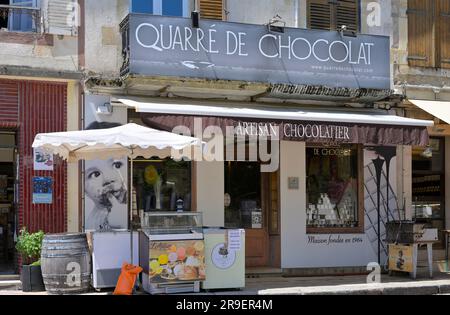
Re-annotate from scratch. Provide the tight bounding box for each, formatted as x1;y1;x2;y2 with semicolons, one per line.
409;100;450;125
118;98;433;127
32;123;202;162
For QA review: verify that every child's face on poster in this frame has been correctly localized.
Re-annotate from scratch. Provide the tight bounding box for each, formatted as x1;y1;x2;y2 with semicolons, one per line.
85;158;127;208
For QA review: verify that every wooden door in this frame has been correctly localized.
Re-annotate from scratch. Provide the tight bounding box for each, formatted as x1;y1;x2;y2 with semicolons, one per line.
245;173;272;267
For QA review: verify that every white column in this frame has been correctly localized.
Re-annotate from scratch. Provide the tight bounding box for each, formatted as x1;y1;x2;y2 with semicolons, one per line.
67;81;79;232
195;160;225;227
280;141;306;268
445;137;450;230
398;145;412;220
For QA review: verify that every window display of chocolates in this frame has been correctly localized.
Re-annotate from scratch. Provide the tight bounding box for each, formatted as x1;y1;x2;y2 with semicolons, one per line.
306;193;357;228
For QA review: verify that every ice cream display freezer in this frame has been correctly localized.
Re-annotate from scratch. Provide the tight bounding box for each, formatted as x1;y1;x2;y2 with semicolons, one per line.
139;212;205;294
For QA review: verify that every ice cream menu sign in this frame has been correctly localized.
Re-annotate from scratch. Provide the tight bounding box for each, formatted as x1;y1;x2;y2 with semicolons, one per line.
149;240;206;284
125;15;390;90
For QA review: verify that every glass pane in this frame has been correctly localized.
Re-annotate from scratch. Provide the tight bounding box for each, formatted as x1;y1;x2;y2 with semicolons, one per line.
8;0;34;32
132;0;153;13
225;162;262;229
162;0;183;16
412;138;444;172
412;138;445;230
133;159;191;213
306;145;359;229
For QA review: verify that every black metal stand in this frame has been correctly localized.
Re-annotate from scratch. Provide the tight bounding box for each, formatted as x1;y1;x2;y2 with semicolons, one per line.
373;157;385;265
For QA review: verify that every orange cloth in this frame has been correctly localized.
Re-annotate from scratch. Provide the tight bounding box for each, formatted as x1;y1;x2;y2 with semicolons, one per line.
113;263;143;296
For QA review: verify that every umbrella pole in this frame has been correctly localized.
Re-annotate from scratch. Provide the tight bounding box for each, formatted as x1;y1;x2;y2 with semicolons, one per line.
130;156;134;265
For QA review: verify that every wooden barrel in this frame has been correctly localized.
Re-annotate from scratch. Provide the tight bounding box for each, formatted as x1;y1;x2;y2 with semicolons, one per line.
41;233;91;295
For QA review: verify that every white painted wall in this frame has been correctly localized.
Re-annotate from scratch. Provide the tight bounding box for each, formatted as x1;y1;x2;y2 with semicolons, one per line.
84;0;129;76
280;141;407;269
280;140;306;268
226;0;299;27
0;36;78;72
195;160;224;227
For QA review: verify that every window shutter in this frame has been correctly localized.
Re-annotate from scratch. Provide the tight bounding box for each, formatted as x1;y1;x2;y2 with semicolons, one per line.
308;0;358;32
42;0;78;36
200;0;223;20
439;0;450;69
308;0;332;30
336;0;359;32
407;0;434;67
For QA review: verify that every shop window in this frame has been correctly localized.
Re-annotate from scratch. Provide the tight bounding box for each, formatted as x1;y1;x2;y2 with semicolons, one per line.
133;159;191;213
306;144;363;233
131;0;190;17
412;138;445;246
224;162;262;229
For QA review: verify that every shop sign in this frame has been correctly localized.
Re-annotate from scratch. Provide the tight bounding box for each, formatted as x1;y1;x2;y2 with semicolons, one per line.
227;229;244;251
127;15;390;89
211;243;236;269
235;121;350;142
313;148;352;156
388;244;413;273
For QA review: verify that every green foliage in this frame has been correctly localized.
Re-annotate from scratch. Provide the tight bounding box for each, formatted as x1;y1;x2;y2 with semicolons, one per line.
15;228;44;266
30;260;41;267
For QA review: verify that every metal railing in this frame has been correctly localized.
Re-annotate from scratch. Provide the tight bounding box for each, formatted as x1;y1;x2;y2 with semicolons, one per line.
0;4;41;33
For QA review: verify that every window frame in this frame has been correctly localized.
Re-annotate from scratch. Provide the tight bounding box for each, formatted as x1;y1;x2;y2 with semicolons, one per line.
130;0;191;17
132;158;193;213
411;137;446;247
7;0;40;33
306;143;365;234
407;0;450;69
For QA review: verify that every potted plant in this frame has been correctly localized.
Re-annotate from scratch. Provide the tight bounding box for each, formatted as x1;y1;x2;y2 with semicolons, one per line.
16;228;45;292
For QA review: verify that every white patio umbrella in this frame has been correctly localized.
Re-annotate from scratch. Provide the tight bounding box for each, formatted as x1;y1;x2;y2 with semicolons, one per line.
32;123;203;265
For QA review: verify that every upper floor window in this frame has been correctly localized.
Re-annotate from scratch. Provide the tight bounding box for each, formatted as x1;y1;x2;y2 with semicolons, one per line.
0;0;40;32
131;0;191;17
408;0;450;69
307;0;360;33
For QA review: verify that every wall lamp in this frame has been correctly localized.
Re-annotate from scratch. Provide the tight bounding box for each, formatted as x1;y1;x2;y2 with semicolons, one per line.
192;0;200;28
96;103;113;115
192;10;200;28
339;25;357;37
268;14;285;33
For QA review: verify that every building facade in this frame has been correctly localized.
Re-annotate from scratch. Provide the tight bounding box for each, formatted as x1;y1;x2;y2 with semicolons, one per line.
77;0;434;275
0;0;81;273
1;0;443;276
390;0;450;248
